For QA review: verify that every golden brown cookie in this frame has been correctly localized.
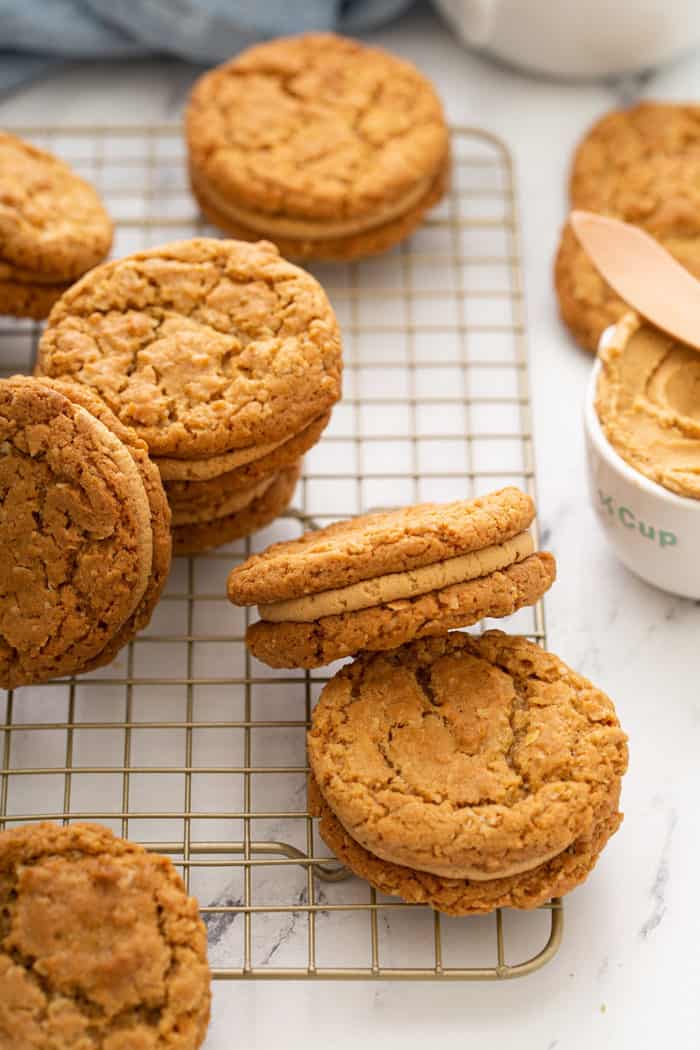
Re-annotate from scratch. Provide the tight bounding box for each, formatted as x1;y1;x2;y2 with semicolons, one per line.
308;631;627;882
186;34;449;260
557;102;700;351
0;278;69;320
35;378;173;671
555;218;700;353
0;377;154;689
159;410;330;484
37;238;342;458
0;821;211;1049
0;131;112;318
190;158;450;262
170;474;276;526
569;101;700;217
173;462;300;556
228;488;555;668
310;773;623;915
245;552;555;668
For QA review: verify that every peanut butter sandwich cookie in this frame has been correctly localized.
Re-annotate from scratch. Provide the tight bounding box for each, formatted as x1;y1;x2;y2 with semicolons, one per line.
0;376;170;688
0;821;211;1050
37;237;341;551
555;102;700;351
186;33;449;260
0;131;112;319
228;488;556;668
308;631;628;914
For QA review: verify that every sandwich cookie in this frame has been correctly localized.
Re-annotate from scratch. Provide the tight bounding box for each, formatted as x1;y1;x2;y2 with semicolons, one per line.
0;131;112;319
186;33;449;260
0;376;171;688
36;237;341;549
227;488;556;668
309;631;628;914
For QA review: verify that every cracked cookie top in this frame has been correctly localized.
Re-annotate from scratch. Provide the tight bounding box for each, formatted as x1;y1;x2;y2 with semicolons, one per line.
0;376;154;688
570;102;700;235
186;33;448;221
0;131;112;280
308;631;628;880
37;238;342;457
228;488;535;605
0;821;211;1050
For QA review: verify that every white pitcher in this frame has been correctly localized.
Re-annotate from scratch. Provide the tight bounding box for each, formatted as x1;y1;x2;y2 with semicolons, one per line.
434;0;700;78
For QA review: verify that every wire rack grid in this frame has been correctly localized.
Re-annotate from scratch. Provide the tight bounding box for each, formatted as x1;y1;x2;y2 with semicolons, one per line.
0;124;562;981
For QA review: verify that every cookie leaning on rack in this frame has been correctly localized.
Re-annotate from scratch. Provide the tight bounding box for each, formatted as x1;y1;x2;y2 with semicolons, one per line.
227;488;555;668
0;376;171;689
0;130;112;319
36;237;343;553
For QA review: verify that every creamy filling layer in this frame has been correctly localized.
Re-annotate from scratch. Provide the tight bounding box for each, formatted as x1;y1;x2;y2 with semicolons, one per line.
258;532;534;623
193;172;435;240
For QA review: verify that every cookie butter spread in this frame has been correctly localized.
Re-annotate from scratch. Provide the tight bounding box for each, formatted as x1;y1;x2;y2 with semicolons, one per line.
596;312;700;499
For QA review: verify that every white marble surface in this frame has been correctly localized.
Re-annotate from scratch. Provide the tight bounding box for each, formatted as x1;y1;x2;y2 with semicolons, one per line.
2;7;700;1049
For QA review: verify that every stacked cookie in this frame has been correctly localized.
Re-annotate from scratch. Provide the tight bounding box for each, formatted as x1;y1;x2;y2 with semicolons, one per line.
308;632;628;915
229;489;628;912
0;822;211;1049
0;131;112;319
0;376;171;689
186;33;450;260
36;238;343;554
228;488;555;666
555;101;700;351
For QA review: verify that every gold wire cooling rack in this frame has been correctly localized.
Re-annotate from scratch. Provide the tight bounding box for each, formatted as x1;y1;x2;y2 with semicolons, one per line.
0;124;562;980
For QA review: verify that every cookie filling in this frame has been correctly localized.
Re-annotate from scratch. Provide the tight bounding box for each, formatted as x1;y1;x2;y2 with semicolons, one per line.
596;312;700;499
258;532;534;622
192;169;438;241
169;473;277;525
155;413;329;482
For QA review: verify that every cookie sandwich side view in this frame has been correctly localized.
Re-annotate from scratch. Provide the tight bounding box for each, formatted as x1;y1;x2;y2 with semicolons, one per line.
186;33;450;261
308;631;628;915
227;488;555;668
0;376;171;689
0;821;211;1049
36;237;342;554
0;130;112;319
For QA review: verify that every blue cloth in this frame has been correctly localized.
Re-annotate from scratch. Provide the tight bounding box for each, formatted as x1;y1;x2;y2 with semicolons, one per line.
0;0;416;96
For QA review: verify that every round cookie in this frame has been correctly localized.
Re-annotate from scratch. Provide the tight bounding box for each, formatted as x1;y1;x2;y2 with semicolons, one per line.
191;159;450;262
170;474;276;526
308;631;627;881
558;102;700;351
229;488;537;604
0;377;154;689
0;278;69;321
35;378;172;672
309;773;623;915
555;218;700;353
245;552;555;668
569;101;700;217
160;410;330;484
229;488;555;668
0;131;112;281
0;821;211;1049
186;34;449;260
173;462;300;556
36;238;342;458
